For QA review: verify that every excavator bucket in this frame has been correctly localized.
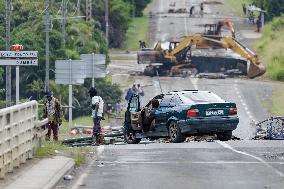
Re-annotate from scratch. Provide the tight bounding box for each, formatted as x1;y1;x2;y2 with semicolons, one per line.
247;62;266;78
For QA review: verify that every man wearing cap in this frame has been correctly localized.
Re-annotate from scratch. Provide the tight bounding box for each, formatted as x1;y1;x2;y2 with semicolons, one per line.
43;91;62;141
88;87;104;145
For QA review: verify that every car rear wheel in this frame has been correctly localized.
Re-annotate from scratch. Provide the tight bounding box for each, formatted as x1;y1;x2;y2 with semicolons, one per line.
168;121;186;143
124;131;142;144
217;131;232;141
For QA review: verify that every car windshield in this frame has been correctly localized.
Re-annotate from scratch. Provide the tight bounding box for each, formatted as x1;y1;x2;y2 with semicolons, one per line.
180;91;225;103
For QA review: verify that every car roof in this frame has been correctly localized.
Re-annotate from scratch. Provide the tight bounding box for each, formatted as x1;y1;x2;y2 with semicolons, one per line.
165;90;212;95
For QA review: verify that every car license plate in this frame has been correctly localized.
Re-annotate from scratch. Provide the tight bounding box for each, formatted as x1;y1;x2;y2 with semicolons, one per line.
206;110;224;116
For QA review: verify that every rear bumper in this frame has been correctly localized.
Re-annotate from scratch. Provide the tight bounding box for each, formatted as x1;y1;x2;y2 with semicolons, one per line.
177;117;239;135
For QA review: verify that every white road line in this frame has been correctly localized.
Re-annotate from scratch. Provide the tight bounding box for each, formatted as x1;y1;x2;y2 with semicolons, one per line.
71;146;104;189
71;158;97;189
190;78;199;90
101;161;284;165
217;141;284;177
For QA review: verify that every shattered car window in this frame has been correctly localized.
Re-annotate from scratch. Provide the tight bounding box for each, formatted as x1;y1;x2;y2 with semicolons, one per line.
180;91;225;103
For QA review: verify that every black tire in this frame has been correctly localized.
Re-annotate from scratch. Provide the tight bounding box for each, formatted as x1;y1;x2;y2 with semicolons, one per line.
124;131;142;144
217;131;232;141
168;121;186;143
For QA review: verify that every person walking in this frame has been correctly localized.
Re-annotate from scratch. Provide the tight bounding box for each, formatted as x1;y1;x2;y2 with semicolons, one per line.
200;2;204;17
256;16;261;32
43;91;62;141
137;83;144;97
89;87;104;145
189;6;195;17
242;3;247;16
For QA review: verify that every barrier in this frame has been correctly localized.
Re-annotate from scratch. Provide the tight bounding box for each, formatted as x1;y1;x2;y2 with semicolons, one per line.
0;101;47;178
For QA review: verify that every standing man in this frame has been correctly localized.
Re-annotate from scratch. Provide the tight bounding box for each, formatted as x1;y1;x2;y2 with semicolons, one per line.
43;91;62;141
200;2;204;17
89;87;104;145
242;3;247;16
189;6;195;17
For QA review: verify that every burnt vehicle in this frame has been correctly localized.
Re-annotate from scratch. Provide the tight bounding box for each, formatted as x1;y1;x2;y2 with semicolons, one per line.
124;90;239;144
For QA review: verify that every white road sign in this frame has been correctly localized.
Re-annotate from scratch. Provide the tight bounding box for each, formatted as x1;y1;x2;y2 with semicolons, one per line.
80;54;106;78
0;51;38;58
55;60;86;85
0;59;38;66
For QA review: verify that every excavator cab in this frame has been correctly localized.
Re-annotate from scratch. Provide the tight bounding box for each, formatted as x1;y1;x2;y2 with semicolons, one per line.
203;24;217;35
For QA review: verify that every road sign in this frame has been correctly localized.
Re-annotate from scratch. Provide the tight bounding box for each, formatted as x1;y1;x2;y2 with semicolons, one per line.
80;54;106;78
55;60;86;85
0;51;38;58
0;59;38;66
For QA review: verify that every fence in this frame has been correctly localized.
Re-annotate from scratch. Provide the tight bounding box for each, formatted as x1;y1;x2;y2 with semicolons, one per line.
0;101;47;178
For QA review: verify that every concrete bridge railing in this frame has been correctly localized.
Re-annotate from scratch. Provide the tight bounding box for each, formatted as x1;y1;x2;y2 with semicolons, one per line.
0;101;47;178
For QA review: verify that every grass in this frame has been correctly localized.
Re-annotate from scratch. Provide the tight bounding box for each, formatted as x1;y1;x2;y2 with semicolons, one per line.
255;15;284;81
270;87;284;116
124;5;150;51
35;141;91;167
223;0;251;16
109;55;136;61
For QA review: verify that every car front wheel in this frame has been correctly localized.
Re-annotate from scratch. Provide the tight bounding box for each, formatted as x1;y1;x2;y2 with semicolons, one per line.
168;121;186;143
217;131;232;141
124;131;142;144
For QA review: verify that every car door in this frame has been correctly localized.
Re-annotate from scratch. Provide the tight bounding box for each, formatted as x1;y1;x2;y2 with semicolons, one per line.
155;94;173;133
125;95;141;130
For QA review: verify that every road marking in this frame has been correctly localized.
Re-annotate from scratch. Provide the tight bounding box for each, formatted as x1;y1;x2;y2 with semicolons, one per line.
71;146;105;189
101;161;284;165
217;141;284;177
190;78;199;90
71;158;97;189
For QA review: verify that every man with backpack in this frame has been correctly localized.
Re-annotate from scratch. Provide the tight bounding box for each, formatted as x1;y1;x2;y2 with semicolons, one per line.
88;87;104;145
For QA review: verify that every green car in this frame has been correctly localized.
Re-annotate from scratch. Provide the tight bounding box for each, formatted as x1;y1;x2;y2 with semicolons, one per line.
124;90;239;143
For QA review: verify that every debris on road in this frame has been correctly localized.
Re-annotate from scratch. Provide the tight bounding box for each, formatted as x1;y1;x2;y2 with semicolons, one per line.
253;117;284;140
63;175;73;180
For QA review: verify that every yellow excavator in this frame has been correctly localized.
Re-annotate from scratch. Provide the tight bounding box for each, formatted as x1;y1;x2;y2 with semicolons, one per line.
138;34;265;78
138;19;265;78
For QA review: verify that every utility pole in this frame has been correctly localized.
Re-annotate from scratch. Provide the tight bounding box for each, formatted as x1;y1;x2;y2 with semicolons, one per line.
105;0;109;47
62;0;66;46
86;0;92;21
5;0;11;107
77;0;80;16
44;0;50;92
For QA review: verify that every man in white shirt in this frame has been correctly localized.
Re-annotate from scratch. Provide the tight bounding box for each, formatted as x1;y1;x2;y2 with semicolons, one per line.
88;87;104;145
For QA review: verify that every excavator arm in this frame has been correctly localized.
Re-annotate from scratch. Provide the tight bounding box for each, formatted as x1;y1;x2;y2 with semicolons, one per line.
162;35;265;78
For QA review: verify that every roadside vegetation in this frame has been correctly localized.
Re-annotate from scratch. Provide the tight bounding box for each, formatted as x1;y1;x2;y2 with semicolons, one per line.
35;141;90;167
124;6;150;50
0;0;151;118
255;15;284;81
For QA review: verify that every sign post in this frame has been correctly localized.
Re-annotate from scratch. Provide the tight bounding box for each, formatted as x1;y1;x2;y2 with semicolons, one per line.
0;47;38;104
55;59;85;127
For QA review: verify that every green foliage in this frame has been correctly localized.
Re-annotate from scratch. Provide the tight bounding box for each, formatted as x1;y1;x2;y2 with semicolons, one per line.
124;16;149;50
254;0;284;20
256;15;284;81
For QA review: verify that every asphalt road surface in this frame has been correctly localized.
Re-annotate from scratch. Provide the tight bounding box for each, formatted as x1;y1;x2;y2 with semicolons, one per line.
62;0;284;188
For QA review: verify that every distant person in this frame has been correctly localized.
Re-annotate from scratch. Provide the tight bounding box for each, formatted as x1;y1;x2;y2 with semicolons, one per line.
242;3;247;16
125;84;137;101
189;6;195;17
200;2;204;17
142;41;147;48
43;91;62;141
89;87;104;145
256;17;261;32
137;83;144;97
139;40;146;49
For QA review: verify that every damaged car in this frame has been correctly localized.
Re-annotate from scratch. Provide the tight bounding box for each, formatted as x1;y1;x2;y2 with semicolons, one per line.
124;90;239;143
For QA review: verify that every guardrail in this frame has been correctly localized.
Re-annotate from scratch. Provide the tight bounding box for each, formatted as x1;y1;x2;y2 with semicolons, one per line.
0;101;47;178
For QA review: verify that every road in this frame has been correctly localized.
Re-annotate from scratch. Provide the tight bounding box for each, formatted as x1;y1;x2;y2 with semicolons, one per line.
61;0;284;188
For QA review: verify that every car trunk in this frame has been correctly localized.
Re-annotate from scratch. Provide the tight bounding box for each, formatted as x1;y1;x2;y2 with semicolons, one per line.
189;102;236;117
